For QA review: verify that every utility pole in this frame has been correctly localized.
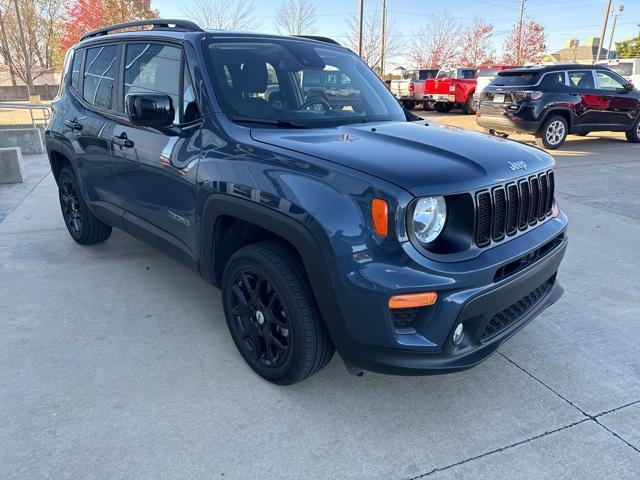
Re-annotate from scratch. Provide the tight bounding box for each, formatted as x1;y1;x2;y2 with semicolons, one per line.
607;5;624;60
596;0;613;62
12;0;34;97
358;0;364;58
516;0;526;65
380;0;386;76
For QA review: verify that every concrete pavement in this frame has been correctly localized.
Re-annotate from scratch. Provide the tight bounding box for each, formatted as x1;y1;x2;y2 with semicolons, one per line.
1;129;639;479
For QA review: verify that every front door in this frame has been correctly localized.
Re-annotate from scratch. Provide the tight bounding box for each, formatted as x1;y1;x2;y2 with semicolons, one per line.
112;42;202;264
594;70;639;129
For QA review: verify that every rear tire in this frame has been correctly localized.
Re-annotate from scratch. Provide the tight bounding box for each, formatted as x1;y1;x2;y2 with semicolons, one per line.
57;167;112;245
626;117;640;143
403;100;416;110
535;115;568;149
221;241;335;385
463;96;476;115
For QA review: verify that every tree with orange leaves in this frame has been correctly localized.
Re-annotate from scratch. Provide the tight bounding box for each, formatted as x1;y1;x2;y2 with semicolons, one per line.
61;0;157;52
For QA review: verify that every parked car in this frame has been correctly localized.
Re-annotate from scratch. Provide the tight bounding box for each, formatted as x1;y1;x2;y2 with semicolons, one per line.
424;67;477;114
473;65;518;110
390;69;438;109
265;67;363;112
47;20;568;385
477;64;640;149
596;58;640;87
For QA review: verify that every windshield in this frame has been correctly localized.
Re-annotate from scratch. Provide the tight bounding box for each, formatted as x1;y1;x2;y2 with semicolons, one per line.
205;38;405;128
492;71;540;86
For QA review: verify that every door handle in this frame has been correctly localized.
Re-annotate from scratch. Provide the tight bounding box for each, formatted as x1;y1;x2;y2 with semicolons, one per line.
112;132;134;148
64;119;83;131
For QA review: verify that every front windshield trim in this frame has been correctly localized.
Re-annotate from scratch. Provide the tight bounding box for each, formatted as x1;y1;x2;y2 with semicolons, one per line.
202;36;406;129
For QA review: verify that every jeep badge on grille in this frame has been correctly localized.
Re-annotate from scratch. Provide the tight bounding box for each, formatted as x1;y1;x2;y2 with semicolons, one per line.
508;161;527;171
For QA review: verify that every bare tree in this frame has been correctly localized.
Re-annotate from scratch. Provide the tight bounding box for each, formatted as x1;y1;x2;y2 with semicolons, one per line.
408;15;461;70
343;10;403;73
502;19;546;65
274;0;315;36
459;19;494;67
182;0;259;31
0;0;68;87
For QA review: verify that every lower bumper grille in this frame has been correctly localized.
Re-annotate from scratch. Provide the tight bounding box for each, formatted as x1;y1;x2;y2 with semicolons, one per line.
481;276;555;341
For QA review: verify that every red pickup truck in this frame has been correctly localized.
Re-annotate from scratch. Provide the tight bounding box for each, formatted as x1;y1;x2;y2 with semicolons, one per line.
424;67;478;114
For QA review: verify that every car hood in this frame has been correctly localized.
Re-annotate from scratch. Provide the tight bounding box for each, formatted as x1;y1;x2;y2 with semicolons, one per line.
250;120;554;197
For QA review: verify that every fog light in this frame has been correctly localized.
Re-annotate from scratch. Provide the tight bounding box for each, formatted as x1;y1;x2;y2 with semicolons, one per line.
452;323;464;345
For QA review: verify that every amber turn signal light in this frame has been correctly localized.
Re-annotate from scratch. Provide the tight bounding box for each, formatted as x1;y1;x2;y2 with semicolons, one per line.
388;292;438;309
371;198;389;237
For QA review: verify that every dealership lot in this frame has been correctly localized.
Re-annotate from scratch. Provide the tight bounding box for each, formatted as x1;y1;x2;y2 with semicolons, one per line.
1;118;639;479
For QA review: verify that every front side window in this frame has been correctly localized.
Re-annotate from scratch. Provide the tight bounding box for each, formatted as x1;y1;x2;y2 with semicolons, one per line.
124;43;181;123
568;71;595;90
596;70;627;90
205;38;404;128
83;45;119;110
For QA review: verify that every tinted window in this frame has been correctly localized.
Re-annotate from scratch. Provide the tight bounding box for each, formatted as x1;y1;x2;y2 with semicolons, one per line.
568;71;594;89
492;72;540;86
596;70;626;90
477;68;500;78
83;45;119;110
182;67;200;123
540;71;565;89
436;70;454;79
71;51;82;91
460;69;476;79
124;43;181;123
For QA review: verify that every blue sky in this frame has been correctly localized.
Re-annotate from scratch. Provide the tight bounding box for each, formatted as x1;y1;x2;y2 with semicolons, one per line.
153;0;640;66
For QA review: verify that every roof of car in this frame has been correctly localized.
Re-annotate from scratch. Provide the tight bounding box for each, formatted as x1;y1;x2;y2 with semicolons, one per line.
499;63;609;75
77;19;343;49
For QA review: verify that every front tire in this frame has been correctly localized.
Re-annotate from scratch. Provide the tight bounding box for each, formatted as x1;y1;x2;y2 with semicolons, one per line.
57;167;112;244
221;241;335;385
535;115;568;149
626;117;640;143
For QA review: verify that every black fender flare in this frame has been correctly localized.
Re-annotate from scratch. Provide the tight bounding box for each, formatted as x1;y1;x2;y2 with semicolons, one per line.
198;194;350;350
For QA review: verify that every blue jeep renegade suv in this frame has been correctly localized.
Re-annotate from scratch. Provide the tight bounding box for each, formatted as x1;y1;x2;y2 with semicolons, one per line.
46;20;568;384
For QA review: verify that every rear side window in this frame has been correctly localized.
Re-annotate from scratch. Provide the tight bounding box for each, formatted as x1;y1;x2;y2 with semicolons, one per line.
568;71;594;90
83;45;119;110
124;43;181;123
540;71;565;89
492;72;540;86
70;50;82;91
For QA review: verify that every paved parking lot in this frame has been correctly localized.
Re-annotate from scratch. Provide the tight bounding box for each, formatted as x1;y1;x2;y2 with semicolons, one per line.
1;115;639;479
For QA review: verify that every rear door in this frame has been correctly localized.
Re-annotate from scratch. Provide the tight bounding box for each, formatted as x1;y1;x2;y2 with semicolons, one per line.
69;43;123;224
594;69;639;129
567;70;603;129
113;41;202;263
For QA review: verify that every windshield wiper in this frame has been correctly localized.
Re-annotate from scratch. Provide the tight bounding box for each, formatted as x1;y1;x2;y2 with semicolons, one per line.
231;117;310;129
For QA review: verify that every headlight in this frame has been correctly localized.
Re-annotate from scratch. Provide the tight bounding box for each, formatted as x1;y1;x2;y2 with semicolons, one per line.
412;196;447;244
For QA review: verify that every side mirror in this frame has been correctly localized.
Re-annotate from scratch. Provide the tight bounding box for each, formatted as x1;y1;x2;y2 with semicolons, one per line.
624;82;634;92
125;94;175;128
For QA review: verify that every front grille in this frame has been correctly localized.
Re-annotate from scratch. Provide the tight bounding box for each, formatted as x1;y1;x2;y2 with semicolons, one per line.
481;276;555;341
475;170;555;248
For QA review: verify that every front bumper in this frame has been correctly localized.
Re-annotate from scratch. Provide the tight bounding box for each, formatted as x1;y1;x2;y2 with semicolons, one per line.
327;213;568;375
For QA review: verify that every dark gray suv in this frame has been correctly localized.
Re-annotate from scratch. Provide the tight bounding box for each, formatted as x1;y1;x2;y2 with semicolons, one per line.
46;20;568;384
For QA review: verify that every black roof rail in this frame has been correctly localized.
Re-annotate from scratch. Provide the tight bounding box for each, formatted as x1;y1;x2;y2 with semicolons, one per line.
81;19;203;41
294;35;341;46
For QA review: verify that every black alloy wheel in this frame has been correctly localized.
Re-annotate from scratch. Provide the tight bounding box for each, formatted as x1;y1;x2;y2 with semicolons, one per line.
229;268;291;368
60;177;83;237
